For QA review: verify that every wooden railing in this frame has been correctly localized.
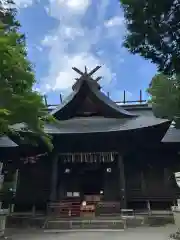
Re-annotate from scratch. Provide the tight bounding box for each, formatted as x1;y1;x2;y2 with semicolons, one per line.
96;201;121;216
48;198;81;217
48;200;122;217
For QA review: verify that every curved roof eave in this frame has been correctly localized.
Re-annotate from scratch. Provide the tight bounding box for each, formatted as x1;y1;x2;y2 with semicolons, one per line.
90;83;137;118
0;136;18;147
161;125;180;142
43;116;171;135
49;89;79;116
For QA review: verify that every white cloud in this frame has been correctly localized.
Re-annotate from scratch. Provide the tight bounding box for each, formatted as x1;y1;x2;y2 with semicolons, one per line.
57;54;112;90
39;0;126;94
66;0;90;11
39;0;117;93
104;16;125;40
104;16;124;28
35;46;43;52
47;0;90;21
14;0;33;8
41;35;58;46
1;0;33;8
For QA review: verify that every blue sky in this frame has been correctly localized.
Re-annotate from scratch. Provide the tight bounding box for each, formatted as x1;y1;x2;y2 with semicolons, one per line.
15;0;157;105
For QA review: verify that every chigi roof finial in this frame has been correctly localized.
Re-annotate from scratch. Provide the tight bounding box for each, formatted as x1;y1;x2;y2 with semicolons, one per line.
72;65;101;78
88;66;101;76
72;65;102;91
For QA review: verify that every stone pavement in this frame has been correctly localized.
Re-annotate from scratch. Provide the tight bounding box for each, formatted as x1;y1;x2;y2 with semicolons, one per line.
5;225;177;240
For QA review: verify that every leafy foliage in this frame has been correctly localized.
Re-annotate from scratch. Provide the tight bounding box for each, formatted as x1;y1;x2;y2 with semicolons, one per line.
147;74;180;121
0;0;53;149
120;0;180;75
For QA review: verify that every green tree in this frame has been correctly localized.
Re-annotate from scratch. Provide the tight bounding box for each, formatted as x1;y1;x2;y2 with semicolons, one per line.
147;73;180;124
120;0;180;75
0;0;52;148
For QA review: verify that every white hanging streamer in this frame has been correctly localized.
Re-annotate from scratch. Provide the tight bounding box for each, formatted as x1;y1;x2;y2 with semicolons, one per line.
60;152;117;163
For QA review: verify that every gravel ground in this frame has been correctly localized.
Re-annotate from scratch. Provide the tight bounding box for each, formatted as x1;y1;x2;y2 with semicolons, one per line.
4;225;177;240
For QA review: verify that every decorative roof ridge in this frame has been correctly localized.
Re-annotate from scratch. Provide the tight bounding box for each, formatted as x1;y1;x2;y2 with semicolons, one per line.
50;66;138;119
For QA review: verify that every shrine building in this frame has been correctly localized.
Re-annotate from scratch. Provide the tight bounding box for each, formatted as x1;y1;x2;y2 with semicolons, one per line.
8;66;180;215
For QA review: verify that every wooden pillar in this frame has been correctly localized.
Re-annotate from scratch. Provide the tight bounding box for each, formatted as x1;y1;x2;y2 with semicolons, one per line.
118;154;127;209
164;167;170;187
57;159;64;201
9;169;19;214
12;169;19;192
0;162;4;209
141;171;146;192
50;151;59;202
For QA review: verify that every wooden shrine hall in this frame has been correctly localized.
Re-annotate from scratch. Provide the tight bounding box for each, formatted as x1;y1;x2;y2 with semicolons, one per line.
12;66;180;215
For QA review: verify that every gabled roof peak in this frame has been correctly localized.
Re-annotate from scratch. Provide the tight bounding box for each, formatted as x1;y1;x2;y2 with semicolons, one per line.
72;66;102;91
50;65;138;119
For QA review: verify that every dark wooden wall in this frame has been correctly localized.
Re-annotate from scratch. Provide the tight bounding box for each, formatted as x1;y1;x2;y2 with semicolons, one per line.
13;141;180;211
14;156;51;211
125;147;180;209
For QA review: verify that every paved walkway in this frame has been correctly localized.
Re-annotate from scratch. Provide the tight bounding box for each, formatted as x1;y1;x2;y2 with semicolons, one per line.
5;225;177;240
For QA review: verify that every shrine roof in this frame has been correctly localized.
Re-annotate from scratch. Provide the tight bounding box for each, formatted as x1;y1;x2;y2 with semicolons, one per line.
162;126;180;142
0;136;18;147
50;66;137;120
11;66;172;137
11;110;170;135
43;116;170;134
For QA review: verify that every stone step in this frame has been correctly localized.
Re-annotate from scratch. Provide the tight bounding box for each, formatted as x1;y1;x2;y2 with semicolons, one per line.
45;219;126;230
44;229;125;233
